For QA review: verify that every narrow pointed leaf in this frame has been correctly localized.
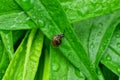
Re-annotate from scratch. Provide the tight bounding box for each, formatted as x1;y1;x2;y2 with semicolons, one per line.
73;20;105;80
42;47;50;80
88;9;120;67
3;32;28;80
3;30;44;80
0;31;14;60
101;26;120;76
0;38;9;80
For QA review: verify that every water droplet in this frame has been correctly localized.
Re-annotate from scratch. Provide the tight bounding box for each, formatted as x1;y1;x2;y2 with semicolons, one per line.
79;6;88;15
11;25;16;28
26;17;30;21
20;0;34;11
106;55;112;61
117;42;120;48
52;63;60;72
97;70;101;75
68;29;73;34
90;64;95;72
90;42;94;49
75;69;84;78
38;20;44;27
38;9;41;12
97;31;102;36
18;11;24;15
102;39;109;49
98;23;103;28
33;16;36;19
116;33;120;38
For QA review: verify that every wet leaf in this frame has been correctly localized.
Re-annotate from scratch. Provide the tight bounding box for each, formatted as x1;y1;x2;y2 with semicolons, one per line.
16;0;98;79
3;30;44;80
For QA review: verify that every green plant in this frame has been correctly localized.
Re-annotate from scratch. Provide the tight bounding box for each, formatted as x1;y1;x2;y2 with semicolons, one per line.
0;0;120;80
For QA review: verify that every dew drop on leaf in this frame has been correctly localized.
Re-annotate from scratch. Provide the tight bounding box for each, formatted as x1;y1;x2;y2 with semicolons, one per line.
33;16;36;19
18;11;24;16
38;20;44;27
106;54;112;61
97;31;102;36
52;63;60;72
116;33;120;38
74;69;84;78
90;42;94;49
97;70;101;75
89;64;96;73
98;23;103;28
117;42;120;48
25;17;30;21
11;25;16;28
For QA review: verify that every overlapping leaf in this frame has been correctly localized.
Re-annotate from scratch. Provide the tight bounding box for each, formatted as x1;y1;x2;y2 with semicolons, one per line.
0;31;14;60
88;9;120;67
73;9;120;79
3;30;44;80
50;45;85;80
0;0;120;80
101;25;120;76
60;0;120;23
15;0;99;79
0;38;9;80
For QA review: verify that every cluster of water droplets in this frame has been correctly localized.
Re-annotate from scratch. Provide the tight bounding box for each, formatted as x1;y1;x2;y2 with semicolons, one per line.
114;30;120;74
115;31;120;48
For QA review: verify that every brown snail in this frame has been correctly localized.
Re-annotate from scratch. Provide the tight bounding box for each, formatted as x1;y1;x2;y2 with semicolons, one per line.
52;33;64;47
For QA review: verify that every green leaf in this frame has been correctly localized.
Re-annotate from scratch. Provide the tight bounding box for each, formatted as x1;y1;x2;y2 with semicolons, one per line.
12;30;26;44
50;45;85;80
42;47;50;80
72;8;120;79
0;0;20;14
72;19;92;53
15;0;98;79
0;38;5;62
3;29;44;80
0;38;9;80
34;37;50;80
101;25;120;76
101;64;118;80
0;0;38;30
34;54;44;80
0;12;37;30
72;18;105;80
0;50;9;80
88;9;120;67
0;31;14;60
60;0;120;23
